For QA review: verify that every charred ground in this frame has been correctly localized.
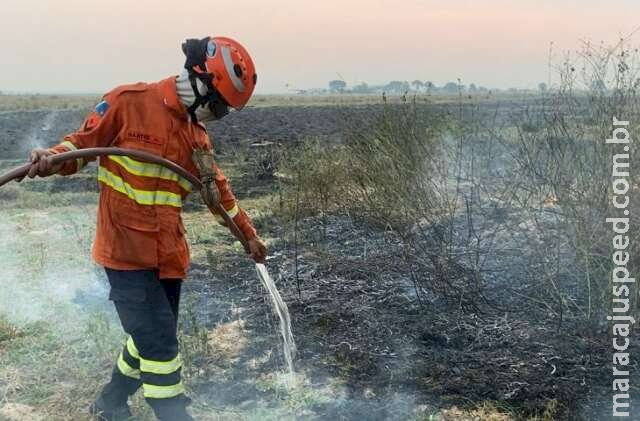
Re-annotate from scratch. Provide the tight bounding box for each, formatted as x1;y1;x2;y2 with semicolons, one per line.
0;96;636;421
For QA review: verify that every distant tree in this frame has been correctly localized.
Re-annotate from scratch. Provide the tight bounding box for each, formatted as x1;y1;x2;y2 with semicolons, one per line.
424;81;435;93
538;82;548;92
386;81;410;93
442;82;459;94
411;80;424;92
329;80;347;93
469;83;478;93
352;82;370;94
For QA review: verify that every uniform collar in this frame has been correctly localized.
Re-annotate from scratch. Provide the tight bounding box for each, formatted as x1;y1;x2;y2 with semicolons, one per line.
159;76;190;121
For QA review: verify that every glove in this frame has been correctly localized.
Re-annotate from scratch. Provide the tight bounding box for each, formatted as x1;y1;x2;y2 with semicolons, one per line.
248;237;267;263
20;149;62;181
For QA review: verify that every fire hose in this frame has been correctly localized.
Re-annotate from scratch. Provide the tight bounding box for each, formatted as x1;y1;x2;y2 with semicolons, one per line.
0;147;250;253
0;147;296;371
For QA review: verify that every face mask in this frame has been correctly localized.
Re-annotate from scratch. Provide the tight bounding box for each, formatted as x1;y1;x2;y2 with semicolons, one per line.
175;70;230;122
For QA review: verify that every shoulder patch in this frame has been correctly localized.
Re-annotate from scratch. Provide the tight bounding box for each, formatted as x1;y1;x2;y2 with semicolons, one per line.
95;100;110;116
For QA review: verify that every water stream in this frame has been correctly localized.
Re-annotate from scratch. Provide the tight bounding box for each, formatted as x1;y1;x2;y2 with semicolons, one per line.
255;263;297;375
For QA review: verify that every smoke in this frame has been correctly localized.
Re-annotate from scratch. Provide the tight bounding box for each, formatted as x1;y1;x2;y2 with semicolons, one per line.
0;207;114;329
23;110;57;152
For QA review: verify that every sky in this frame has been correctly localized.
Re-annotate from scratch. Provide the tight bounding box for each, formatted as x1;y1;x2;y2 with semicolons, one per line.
1;0;639;94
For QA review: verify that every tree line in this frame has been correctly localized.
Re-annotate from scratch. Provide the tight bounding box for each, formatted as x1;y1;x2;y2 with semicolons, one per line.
324;80;550;95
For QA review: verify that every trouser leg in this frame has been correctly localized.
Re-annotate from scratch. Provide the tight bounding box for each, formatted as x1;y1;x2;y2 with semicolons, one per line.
99;277;183;408
98;343;142;409
101;268;190;420
160;278;182;321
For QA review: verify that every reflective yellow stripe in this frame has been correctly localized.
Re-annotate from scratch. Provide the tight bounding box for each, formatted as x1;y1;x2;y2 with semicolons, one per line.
140;354;182;375
127;336;140;359
98;166;183;208
212;204;238;225
117;353;141;379
61;141;77;151
225;204;239;218
143;382;185;399
108;155;192;192
61;141;86;170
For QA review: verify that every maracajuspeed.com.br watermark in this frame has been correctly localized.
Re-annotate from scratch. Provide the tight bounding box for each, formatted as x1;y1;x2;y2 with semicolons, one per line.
606;117;635;417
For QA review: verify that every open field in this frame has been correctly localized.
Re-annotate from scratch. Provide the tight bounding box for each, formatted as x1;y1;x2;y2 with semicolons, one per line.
0;93;637;421
0;91;534;113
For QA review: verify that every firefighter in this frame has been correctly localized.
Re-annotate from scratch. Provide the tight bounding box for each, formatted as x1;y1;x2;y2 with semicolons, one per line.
23;36;267;421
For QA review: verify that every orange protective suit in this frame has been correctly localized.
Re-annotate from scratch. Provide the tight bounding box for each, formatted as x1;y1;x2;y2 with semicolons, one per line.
48;76;257;278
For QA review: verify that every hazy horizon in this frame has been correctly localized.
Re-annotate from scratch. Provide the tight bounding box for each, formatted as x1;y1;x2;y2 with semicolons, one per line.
2;0;639;94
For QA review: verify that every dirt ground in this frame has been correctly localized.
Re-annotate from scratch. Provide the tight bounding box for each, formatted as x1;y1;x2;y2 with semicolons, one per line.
0;99;637;420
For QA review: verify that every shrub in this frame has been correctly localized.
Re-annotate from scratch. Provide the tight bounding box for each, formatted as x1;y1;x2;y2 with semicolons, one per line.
279;100;487;308
280;100;449;226
279;138;348;220
509;39;640;321
340;99;448;229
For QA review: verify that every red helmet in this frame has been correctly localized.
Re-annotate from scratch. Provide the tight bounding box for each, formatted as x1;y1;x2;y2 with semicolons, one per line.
184;36;257;110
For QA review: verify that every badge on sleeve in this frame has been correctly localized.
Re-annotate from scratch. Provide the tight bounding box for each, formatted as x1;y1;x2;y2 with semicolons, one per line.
95;100;110;116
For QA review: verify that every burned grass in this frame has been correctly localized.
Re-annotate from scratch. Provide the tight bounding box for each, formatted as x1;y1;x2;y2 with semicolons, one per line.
260;215;627;420
0;92;634;420
177;200;616;420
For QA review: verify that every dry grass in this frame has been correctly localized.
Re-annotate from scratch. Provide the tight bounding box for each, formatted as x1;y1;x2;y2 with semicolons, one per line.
0;92;421;112
0;92;535;112
440;404;514;421
437;399;560;421
207;320;248;361
0;319;125;420
0;94;99;112
249;92;536;108
0;318;20;343
0;403;46;421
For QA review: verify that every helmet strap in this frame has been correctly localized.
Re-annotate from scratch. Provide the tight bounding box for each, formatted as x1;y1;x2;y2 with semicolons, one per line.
182;37;229;122
185;73;229;122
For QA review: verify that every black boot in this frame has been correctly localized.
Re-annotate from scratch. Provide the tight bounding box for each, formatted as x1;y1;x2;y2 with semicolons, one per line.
154;406;194;421
89;395;133;421
148;396;194;421
91;370;140;420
